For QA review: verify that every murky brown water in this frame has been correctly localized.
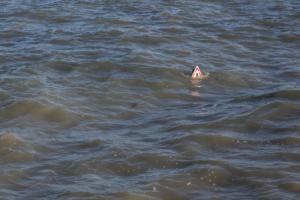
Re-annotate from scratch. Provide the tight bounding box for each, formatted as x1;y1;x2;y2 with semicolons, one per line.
1;1;300;199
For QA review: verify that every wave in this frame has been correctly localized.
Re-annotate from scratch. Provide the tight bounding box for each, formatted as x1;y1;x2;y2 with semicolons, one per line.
0;100;81;126
0;133;36;164
202;101;300;133
232;90;300;103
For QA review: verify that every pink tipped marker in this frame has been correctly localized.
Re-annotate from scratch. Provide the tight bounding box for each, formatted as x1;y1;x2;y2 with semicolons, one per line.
191;65;205;79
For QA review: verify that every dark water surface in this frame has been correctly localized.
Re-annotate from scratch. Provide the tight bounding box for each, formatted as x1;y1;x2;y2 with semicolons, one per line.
1;1;300;199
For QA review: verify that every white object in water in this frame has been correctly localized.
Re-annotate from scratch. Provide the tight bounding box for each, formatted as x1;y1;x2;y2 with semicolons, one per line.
191;65;205;79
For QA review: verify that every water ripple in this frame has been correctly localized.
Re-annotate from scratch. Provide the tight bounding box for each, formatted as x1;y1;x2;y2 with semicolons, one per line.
0;0;299;199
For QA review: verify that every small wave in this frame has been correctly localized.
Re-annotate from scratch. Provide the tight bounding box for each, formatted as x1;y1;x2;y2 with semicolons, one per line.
0;30;26;39
279;34;300;43
112;192;155;200
0;100;80;126
129;153;190;170
7;10;49;20
278;182;300;194
141;165;234;199
62;139;103;150
0;133;35;164
209;71;262;89
271;152;300;162
121;35;169;46
78;30;123;42
232;90;300;102
203;101;300;133
48;38;76;46
44;61;77;72
278;71;300;79
268;137;300;146
0;90;9;102
163;134;248;151
243;102;300;122
93;17;135;25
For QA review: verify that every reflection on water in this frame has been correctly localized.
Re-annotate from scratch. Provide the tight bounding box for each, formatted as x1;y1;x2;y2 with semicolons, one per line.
0;0;300;199
190;78;202;97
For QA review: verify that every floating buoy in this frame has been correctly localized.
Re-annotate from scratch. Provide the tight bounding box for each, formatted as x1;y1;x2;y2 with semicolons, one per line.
191;65;205;79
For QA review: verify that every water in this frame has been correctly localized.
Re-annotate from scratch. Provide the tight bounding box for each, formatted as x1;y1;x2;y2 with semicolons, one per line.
0;0;300;199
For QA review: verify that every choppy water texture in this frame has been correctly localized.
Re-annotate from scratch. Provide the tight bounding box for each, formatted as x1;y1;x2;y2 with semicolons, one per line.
1;0;300;199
